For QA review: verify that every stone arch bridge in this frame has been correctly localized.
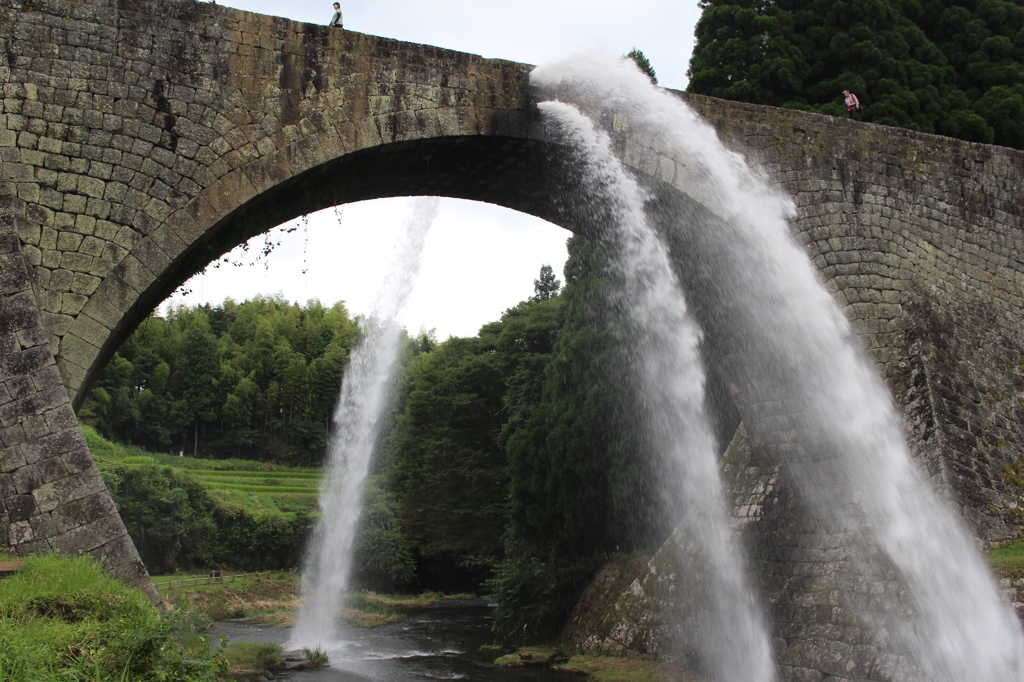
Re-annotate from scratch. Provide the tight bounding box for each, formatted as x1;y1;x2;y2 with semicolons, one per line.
2;0;1023;678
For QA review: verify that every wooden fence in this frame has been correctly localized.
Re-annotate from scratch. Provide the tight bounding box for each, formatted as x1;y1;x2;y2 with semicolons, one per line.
0;561;24;579
153;571;271;591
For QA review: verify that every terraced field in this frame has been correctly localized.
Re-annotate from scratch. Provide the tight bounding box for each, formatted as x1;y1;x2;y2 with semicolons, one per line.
192;469;321;515
191;469;320;494
82;426;323;516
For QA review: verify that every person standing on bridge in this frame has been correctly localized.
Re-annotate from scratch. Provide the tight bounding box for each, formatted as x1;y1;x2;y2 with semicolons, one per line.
843;89;861;120
328;2;343;28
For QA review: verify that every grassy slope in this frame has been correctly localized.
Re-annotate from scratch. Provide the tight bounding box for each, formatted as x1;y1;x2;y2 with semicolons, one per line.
0;554;224;681
82;425;320;515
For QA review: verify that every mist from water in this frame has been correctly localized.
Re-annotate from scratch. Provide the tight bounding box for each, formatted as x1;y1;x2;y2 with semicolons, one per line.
292;197;439;648
534;51;1024;681
537;99;777;682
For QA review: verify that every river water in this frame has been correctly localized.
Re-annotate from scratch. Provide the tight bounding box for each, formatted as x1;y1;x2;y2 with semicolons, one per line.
208;599;580;682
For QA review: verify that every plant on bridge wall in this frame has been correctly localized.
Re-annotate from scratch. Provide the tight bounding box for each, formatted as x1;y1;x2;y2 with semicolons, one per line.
626;48;659;85
688;0;1024;149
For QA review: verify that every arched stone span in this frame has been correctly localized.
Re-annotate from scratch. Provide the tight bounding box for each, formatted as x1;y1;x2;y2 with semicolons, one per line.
2;0;1024;678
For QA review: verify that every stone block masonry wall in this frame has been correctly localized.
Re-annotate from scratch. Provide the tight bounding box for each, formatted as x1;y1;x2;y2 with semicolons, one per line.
0;0;537;410
0;0;540;597
2;0;1024;675
683;94;1024;544
0;195;154;599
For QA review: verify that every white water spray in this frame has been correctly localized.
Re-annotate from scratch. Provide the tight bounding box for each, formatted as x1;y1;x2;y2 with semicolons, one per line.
537;100;776;682
292;197;439;648
535;52;1024;680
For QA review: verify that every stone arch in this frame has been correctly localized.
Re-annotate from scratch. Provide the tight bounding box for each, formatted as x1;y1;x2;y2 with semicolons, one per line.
4;0;1024;679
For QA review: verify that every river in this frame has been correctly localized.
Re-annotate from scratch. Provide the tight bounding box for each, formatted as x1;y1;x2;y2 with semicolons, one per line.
207;599;581;682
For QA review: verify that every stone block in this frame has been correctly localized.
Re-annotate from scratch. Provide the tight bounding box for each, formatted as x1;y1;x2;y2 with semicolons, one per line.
29;512;58;540
6;493;35;521
13;464;41;494
32;467;105;514
23;427;81;465
51;489;116;533
37;455;68;483
53;332;98;375
49;512;124;555
43;404;78;434
60;446;95;475
7;520;34;546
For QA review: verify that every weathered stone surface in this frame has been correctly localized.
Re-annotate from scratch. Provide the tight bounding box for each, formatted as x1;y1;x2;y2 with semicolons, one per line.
1;0;1023;676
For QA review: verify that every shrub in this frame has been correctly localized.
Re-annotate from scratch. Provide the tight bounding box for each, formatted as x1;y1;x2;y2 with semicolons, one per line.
112;465;219;574
304;645;329;668
213;507;316;571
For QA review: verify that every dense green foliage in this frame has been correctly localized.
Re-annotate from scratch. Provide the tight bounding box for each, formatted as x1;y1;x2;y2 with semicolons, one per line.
350;476;417;590
88;250;682;643
89;427;315;574
82;296;360;464
0;554;225;681
384;290;563;590
491;237;676;644
687;0;1024;148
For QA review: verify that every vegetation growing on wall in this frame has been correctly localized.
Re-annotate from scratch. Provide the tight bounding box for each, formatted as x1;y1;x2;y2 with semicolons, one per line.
687;0;1024;149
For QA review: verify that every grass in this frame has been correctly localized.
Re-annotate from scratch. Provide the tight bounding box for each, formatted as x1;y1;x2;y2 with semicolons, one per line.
987;538;1024;576
199;482;318;494
160;571;301;626
556;653;707;682
304;645;329;668
83;425;322;518
192;469;320;479
205;488;319;515
223;641;284;680
159;571;473;629
0;554;225;681
339;591;477;627
495;648;705;682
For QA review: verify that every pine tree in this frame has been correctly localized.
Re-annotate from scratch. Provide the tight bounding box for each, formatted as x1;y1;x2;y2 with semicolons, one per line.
626;48;659;84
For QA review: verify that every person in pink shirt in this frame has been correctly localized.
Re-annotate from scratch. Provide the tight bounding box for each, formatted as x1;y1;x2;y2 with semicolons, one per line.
843;90;861;120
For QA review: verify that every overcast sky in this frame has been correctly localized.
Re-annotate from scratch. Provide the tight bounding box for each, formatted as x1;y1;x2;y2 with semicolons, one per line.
166;0;705;339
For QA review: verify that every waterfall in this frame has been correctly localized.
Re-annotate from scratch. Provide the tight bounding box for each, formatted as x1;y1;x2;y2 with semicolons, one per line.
537;100;777;681
534;51;1024;680
291;197;439;648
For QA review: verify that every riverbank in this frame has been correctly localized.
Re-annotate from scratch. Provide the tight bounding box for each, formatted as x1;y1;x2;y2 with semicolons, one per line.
496;646;706;682
158;570;473;627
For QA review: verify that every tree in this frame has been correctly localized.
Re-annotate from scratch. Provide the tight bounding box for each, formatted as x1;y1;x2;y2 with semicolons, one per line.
531;264;562;302
687;0;1024;149
626;48;659;84
182;314;219;456
82;297;361;464
494;236;670;644
111;465;218;574
382;289;562;591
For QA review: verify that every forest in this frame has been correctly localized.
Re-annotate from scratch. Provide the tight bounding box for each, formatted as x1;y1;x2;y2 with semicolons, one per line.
687;0;1024;149
82;237;677;644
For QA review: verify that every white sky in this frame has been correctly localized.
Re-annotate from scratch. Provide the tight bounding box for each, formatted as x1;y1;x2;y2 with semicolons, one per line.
166;0;705;339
